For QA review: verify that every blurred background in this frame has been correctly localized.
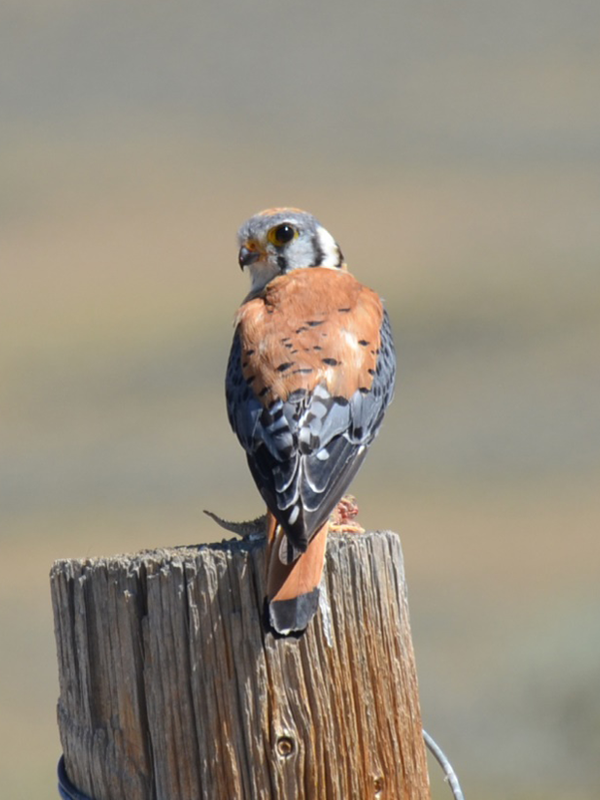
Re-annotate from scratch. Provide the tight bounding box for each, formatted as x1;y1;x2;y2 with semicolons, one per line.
1;1;599;797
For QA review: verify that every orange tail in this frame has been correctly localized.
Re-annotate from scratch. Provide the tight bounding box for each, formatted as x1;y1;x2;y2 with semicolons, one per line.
265;511;329;635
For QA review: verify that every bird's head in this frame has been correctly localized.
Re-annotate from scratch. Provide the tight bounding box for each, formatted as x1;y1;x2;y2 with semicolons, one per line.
237;208;345;293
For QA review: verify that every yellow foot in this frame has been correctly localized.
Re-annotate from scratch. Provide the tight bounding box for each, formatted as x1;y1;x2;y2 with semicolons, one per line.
329;521;366;534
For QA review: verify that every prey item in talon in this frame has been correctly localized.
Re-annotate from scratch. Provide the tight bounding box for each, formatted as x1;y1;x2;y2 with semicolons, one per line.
329;495;365;533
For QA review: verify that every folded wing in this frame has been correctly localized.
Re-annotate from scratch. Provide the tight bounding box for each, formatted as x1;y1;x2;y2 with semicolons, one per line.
226;268;396;551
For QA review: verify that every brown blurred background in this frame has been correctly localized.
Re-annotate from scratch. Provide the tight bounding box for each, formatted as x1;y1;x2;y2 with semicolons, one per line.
1;1;599;797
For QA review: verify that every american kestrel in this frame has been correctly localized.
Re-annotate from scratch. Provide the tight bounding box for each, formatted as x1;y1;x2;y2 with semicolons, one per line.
226;208;396;635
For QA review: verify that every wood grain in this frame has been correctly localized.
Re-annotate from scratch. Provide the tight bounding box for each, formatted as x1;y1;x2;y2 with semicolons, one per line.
51;531;430;799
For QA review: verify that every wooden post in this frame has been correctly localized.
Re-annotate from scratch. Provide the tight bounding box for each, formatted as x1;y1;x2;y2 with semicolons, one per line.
51;531;430;800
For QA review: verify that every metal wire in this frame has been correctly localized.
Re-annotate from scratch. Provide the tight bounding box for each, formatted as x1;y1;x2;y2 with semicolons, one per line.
423;728;465;800
57;756;93;800
58;730;464;799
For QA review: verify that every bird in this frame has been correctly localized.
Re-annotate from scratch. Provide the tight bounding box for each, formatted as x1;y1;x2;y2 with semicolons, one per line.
225;208;396;635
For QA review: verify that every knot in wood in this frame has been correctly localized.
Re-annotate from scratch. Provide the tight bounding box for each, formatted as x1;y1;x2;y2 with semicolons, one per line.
373;775;384;797
275;733;296;758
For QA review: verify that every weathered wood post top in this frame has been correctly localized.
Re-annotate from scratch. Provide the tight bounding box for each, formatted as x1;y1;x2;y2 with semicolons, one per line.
51;530;430;800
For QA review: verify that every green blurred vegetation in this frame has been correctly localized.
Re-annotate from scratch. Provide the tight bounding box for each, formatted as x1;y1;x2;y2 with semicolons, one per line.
1;2;599;797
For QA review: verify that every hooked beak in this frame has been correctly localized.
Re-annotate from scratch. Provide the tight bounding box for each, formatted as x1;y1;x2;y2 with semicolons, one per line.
238;244;261;269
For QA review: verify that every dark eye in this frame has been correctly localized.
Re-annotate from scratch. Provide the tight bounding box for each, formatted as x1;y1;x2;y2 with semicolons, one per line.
267;223;297;247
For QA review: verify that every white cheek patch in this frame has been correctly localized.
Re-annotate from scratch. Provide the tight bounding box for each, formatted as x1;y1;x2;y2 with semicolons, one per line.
316;226;342;268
